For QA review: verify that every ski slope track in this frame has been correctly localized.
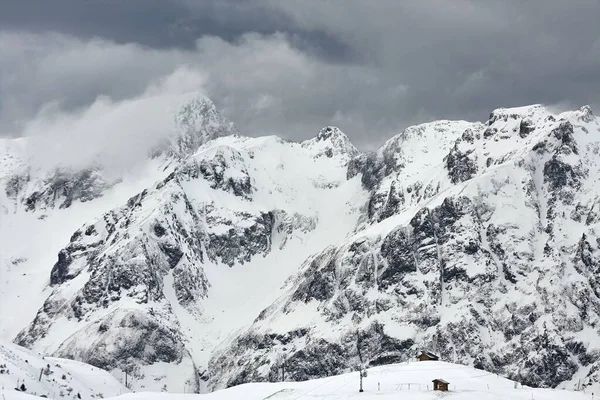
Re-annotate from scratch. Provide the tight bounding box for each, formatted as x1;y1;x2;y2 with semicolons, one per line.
2;96;600;395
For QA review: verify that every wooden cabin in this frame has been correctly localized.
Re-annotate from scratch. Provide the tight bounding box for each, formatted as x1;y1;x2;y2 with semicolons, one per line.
432;379;449;391
416;351;439;361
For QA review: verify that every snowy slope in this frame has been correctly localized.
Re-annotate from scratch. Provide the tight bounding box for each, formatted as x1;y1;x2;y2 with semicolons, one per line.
4;361;598;400
0;338;127;398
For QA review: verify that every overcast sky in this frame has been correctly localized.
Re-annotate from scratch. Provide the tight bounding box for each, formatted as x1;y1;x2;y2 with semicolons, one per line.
1;0;600;149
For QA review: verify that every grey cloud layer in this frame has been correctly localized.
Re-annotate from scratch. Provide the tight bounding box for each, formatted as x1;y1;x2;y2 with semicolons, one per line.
1;0;599;148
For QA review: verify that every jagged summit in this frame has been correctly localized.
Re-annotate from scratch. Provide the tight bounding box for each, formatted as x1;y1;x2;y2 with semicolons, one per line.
301;125;359;162
315;126;348;141
168;95;239;158
579;104;594;117
570;104;595;123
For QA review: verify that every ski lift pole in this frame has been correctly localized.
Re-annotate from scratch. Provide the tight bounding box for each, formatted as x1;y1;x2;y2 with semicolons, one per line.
359;368;363;393
358;367;368;393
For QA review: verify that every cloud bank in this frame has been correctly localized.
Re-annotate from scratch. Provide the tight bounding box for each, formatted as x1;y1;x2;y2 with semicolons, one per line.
1;0;599;155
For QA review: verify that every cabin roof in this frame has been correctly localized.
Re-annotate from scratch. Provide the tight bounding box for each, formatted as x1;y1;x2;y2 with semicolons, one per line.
432;379;449;384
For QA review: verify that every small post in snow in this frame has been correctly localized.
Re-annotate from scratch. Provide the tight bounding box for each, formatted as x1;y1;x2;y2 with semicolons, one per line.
359;369;364;393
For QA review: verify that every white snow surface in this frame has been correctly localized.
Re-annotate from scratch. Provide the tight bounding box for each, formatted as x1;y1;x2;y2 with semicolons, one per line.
0;338;127;398
3;361;597;400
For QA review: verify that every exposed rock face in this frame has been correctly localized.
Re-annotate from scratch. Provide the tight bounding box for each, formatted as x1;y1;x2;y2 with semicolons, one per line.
445;144;478;184
5;167;116;212
54;308;187;371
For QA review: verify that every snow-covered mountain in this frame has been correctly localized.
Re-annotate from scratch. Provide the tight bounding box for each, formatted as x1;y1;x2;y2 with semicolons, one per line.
2;97;600;394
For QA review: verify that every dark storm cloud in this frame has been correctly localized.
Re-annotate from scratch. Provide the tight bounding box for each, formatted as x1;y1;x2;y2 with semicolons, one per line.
1;0;236;49
0;0;354;60
1;0;599;149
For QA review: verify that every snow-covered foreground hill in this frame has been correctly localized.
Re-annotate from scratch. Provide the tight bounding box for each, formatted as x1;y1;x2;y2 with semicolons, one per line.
3;94;600;394
0;338;127;398
3;361;597;400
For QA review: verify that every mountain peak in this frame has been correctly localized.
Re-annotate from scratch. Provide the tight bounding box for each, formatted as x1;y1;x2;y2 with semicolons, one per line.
486;104;547;124
315;126;347;141
168;94;239;158
301;126;360;162
577;104;595;122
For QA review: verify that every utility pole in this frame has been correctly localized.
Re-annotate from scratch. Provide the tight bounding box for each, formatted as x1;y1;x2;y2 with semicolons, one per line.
356;329;365;393
359;369;364;393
